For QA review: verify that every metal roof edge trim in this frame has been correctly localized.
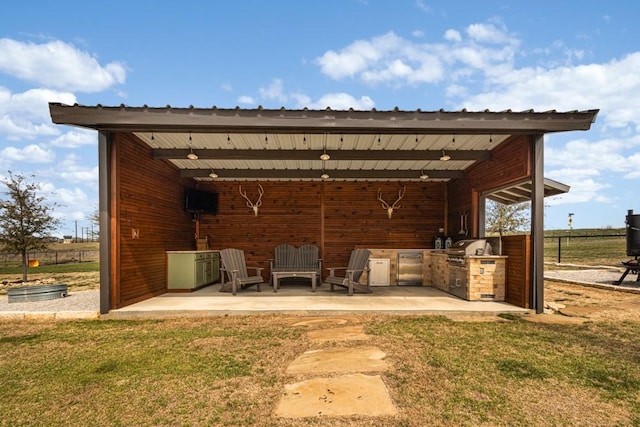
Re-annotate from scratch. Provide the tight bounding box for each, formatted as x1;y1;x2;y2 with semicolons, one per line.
49;103;600;134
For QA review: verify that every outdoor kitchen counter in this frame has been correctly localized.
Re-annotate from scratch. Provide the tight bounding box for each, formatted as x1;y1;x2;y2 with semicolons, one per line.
431;252;507;301
359;248;433;286
466;256;507;301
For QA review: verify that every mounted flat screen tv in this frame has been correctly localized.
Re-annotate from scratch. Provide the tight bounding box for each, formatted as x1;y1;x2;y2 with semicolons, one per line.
185;188;218;215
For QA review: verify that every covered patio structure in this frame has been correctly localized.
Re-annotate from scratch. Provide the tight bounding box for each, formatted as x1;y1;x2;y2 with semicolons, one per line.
49;104;598;314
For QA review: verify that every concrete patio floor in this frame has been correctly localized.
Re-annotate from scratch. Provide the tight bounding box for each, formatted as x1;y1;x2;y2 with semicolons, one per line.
105;282;529;318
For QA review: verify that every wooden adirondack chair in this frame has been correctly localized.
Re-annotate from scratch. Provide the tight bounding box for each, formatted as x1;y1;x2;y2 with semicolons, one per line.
297;244;322;281
325;249;371;296
219;248;264;295
270;244;297;273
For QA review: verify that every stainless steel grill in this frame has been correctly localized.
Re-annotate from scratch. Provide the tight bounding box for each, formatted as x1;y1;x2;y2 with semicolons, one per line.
446;239;487;267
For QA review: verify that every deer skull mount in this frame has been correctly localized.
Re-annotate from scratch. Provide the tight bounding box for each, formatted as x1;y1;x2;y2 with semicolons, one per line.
377;186;406;219
239;184;264;216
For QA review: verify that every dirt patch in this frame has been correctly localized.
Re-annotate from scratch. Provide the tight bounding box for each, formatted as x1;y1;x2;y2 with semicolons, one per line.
545;280;640;322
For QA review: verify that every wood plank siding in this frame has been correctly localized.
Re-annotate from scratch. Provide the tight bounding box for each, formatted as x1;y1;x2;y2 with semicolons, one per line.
112;133;195;308
196;181;446;278
447;136;531;237
502;234;531;308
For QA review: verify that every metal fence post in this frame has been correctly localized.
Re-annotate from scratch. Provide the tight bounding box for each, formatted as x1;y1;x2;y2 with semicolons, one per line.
557;236;561;263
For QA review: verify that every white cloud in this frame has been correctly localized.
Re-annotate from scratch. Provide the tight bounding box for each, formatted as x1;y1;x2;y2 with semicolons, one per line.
54;187;89;206
545;167;613;205
49;129;97;148
545;138;628;171
306;93;375;110
315;25;519;86
0;87;76;140
461;52;640;131
415;0;431;13
624;152;640;178
316;32;397;80
258;79;287;103
444;29;462;43
466;22;512;44
0;38;126;92
0;144;55;163
237;95;255;105
53;153;99;186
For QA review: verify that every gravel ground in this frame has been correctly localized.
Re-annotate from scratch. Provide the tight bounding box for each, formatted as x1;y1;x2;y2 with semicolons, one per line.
0;289;99;313
544;268;640;290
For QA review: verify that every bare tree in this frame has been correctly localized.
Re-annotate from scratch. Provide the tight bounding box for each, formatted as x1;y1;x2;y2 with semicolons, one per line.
88;204;99;241
485;200;530;237
0;172;61;281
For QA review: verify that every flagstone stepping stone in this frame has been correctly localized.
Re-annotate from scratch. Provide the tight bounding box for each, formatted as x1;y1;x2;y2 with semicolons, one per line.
274;374;397;418
307;325;370;342
286;346;388;375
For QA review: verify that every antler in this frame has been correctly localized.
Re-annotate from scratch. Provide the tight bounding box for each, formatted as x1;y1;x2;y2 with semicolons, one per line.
239;184;264;216
377;186;406;219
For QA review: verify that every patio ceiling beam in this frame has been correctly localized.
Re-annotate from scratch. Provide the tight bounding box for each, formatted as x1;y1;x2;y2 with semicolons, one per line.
179;169;464;179
153;148;491;161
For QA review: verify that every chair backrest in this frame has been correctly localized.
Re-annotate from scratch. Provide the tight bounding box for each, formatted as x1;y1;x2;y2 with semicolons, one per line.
297;244;320;270
220;248;249;278
347;249;370;282
274;244;297;269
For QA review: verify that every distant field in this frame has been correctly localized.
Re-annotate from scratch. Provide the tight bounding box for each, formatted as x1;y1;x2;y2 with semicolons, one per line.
0;262;99;275
543;227;627;266
0;242;100;269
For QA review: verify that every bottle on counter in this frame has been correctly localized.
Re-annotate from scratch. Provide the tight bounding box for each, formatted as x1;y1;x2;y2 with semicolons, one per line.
434;228;444;249
445;236;453;249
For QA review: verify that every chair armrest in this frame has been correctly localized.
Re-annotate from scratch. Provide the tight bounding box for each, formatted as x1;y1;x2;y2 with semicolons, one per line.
327;266;347;276
248;267;264;275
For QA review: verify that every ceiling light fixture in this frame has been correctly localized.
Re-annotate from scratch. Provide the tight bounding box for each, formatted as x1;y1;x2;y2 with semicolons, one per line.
420;169;429;180
209;170;218;179
186;132;198;159
187;148;198;160
439;149;450;161
320;137;331;160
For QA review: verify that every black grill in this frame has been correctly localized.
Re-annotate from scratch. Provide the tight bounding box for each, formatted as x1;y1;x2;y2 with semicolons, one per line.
626;209;640;257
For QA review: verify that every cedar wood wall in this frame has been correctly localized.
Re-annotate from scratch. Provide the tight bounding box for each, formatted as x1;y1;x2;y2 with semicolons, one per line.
112;133;195;308
112;133;533;308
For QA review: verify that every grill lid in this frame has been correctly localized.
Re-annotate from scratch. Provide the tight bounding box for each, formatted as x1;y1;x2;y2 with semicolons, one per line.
447;239;487;256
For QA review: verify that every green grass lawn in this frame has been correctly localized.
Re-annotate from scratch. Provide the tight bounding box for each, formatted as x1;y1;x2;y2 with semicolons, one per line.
544;236;626;266
0;261;100;275
0;315;638;426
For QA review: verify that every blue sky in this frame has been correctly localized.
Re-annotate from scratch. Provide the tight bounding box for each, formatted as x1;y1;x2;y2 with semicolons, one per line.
1;1;639;235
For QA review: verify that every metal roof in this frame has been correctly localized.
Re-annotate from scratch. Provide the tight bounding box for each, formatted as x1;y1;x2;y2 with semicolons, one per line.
485;178;571;205
49;103;598;183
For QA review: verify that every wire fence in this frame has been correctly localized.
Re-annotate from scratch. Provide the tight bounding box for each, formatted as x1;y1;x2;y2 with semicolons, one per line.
0;249;100;268
544;234;626;265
